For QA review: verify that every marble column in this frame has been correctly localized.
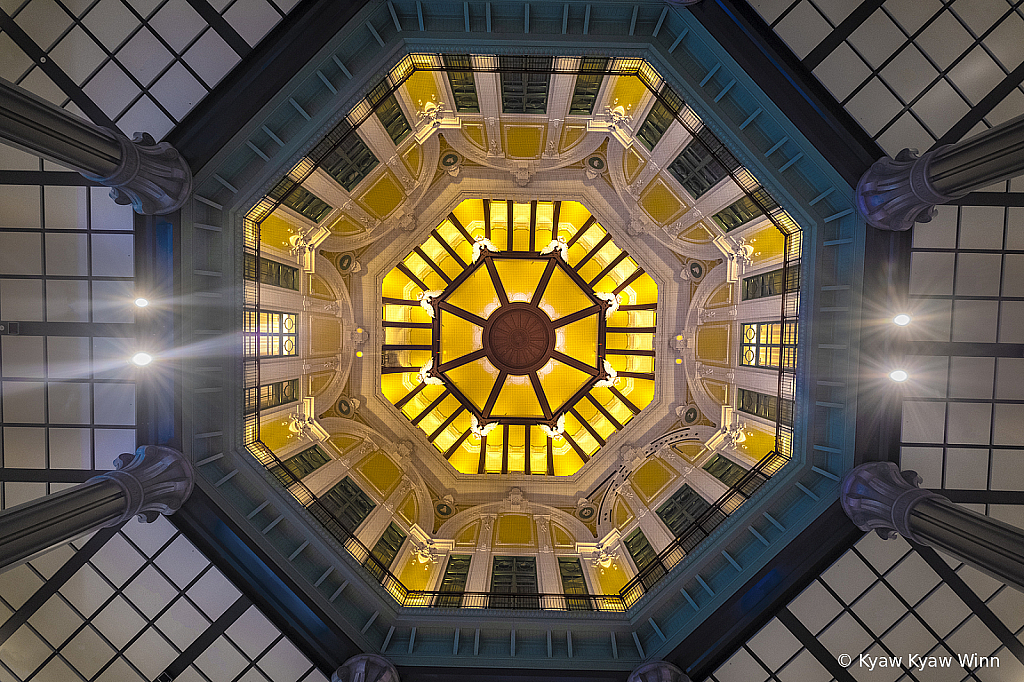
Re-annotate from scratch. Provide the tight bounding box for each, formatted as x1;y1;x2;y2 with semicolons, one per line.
331;653;400;682
0;446;193;571
856;112;1024;231
842;462;1024;591
0;77;192;215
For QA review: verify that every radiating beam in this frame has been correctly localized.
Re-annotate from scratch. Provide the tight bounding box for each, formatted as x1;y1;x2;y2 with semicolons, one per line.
437;348;487;372
552;305;601;328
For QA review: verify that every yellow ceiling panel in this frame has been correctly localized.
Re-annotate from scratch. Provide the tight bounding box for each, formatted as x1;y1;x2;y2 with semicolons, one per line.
491;377;544;418
439;310;483;364
537;266;593;320
444;356;499;411
556;313;599;368
639;175;687;224
355;170;405;219
493;258;547;303
540;359;591;413
444;265;499;318
605;75;648;117
503;124;545;158
448;440;480;474
403;70;441;113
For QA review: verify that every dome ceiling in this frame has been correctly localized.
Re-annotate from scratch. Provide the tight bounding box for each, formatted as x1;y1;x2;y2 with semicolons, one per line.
382;198;657;476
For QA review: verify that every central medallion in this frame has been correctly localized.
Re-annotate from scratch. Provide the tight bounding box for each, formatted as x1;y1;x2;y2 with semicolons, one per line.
485;304;555;374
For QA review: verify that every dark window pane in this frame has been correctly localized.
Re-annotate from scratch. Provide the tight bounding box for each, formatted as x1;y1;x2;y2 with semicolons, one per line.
270;444;331;485
245;378;299;414
558;557;590;610
443;54;480;113
568;57;608;115
365;522;406;580
322;134;379;191
320;476;376;533
656;484;711;537
376;94;411;145
738;387;794;427
500;56;553;114
668;135;729;198
712;195;764;232
436;554;472;606
282;186;332;222
490;555;539;608
703;454;748;487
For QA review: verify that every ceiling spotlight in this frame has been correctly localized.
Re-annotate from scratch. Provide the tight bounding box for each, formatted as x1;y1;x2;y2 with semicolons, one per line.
130;352;153;366
893;314;911;326
134;297;149;308
889;369;908;382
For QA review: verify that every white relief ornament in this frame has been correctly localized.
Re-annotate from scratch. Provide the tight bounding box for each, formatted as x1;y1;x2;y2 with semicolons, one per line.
510;161;534;187
540;414;566;439
395;210;417;232
594;358;618;388
439;151;463;177
592;545;618;570
470;415;498;438
416;96;447;128
417;358;444;386
471;236;498;263
594;291;619;318
539;236;569;260
604;101;633;129
417;290;443;319
626;210;654;237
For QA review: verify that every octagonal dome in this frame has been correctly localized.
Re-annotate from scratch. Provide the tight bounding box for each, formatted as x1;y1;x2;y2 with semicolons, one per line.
382;199;657;476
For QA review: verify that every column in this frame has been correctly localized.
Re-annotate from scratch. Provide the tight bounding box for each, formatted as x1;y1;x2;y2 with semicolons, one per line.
856;112;1024;231
0;445;193;572
842;462;1024;591
354;475;412;546
0;77;192;215
534;515;561;607
464;514;496;600
331;653;400;682
628;661;691;682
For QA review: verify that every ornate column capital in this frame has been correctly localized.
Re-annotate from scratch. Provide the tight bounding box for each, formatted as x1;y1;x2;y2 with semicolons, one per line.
628;660;691;682
331;653;400;682
840;462;943;542
93;445;194;525
856;146;964;231
82;130;193;215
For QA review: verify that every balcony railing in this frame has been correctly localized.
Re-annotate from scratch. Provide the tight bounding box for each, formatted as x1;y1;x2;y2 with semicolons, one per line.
245;434;788;611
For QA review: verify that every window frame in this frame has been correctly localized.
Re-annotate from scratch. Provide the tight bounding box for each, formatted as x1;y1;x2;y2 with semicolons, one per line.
740;321;798;370
655;484;712;537
667;136;730;199
319;476;377;533
245;378;299;414
499;56;553;114
489;555;539;609
281;185;332;222
270;444;331;485
243;309;297;358
567;57;608;116
322;133;379;192
443;54;480;113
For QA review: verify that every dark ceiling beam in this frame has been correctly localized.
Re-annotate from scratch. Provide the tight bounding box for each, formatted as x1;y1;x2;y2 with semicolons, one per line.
690;0;882;186
166;0;374;170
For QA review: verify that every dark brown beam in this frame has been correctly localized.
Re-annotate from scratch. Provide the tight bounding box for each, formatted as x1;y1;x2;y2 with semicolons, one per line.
382;344;431;351
529;200;537;251
562;432;590;462
438;302;488;327
383;321;433;329
551;304;601;328
619;303;658;311
483;199;492;240
393;382;426;410
606;348;655;356
547;437;554;475
532;258;557;306
524;427;531;475
382;366;419;374
589;251;629;287
410;389;450;426
478;436;487;474
586;393;622;429
610;385;640;414
448;212;475;243
565;216;595;247
613;267;645;295
382;297;420;306
551;201;561;242
530;372;553;420
414;246;452;284
551;351;599;375
570;407;605;446
445;429;472;460
607;326;656;334
482;371;508;415
438;348;487;372
431;229;468;269
506;199;514;251
429;405;466;441
502;424;509;474
574;233;612;272
396;262;429;291
484;257;509;306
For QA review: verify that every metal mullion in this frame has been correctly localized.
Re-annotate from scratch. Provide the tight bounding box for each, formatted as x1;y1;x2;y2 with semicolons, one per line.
502;424;509;474
445;428;472;460
561;431;589;462
573;233;612;272
565;216;595;247
483;198;491;240
606;348;655;357
529;200;537;251
483;257;509;306
585;393;622;430
546;437;554;475
429;404;466;441
482;371;507;416
477;435;487;474
609;385;640;415
612;266;645;295
569;407;604;446
448;213;475;243
396;262;430;291
393;381;427;410
589;251;629;287
409;389;450;426
506;199;514;251
413;246;452;284
430;229;468;269
550;200;561;242
524;427;531;475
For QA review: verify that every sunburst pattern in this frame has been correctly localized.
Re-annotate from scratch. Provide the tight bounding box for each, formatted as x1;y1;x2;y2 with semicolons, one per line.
382;199;658;476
